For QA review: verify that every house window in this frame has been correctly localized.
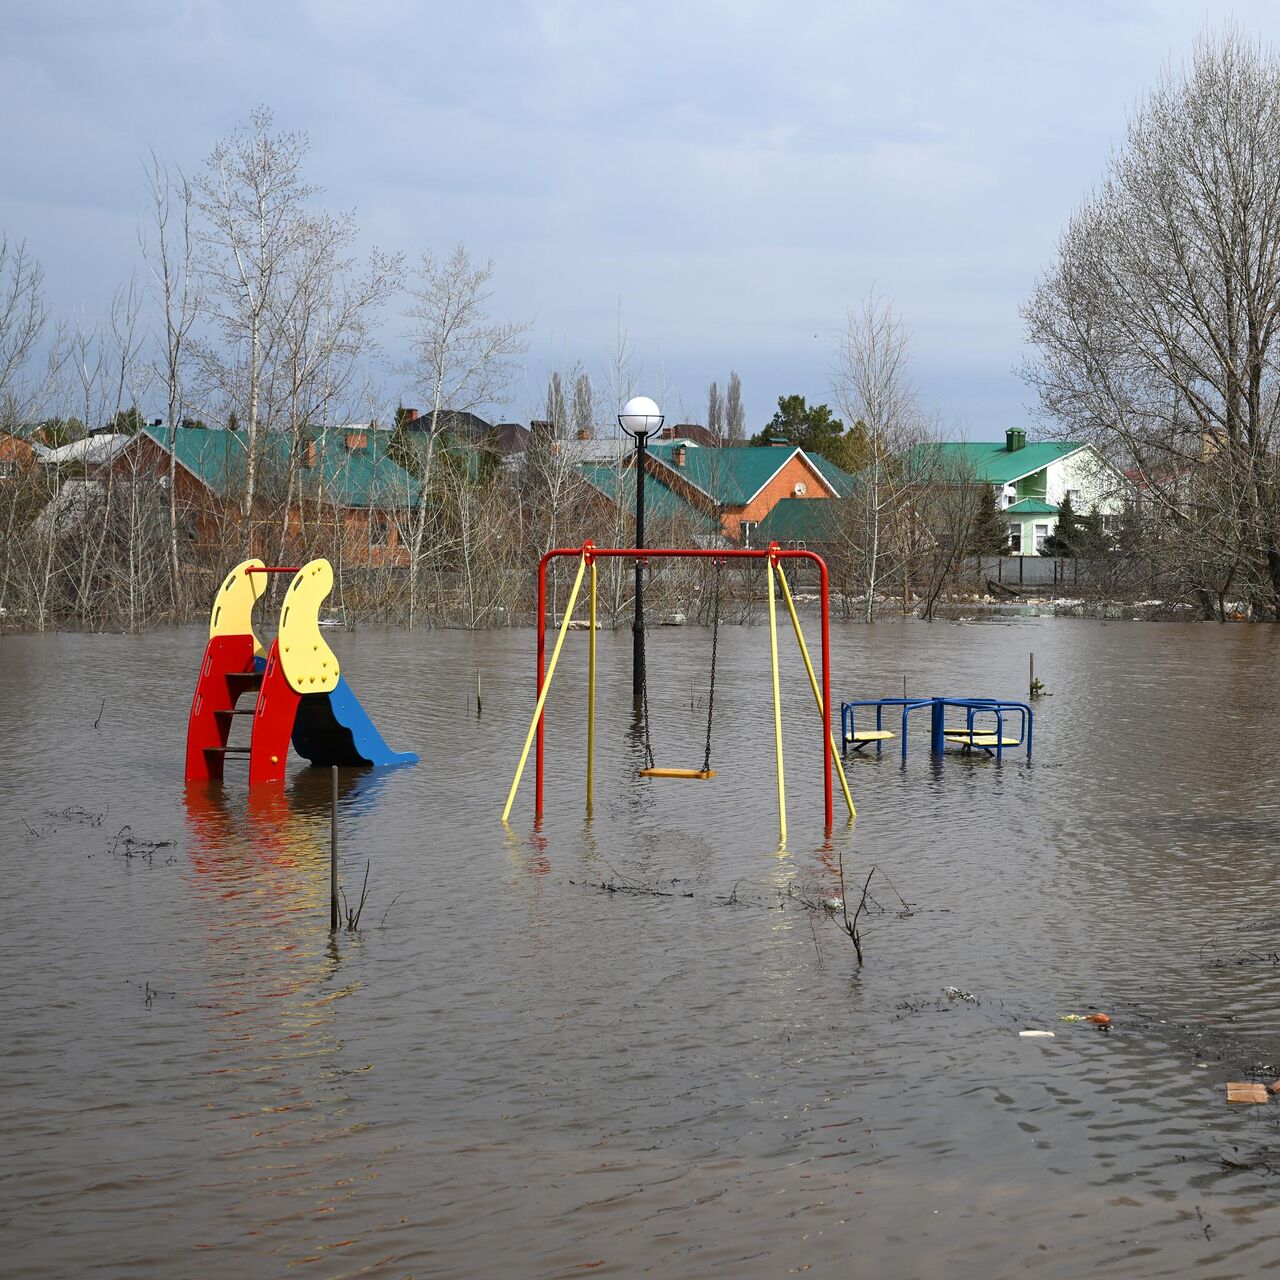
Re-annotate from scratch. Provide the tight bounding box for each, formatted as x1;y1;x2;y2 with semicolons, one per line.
1066;488;1082;507
1102;514;1121;534
1034;523;1050;554
739;520;758;548
0;459;15;481
1007;522;1022;554
368;514;391;546
1004;485;1017;508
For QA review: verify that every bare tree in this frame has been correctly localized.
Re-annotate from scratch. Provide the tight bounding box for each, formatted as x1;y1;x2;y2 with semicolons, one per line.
402;244;529;626
725;370;744;442
832;289;923;620
707;380;722;441
1023;26;1280;618
571;370;593;439
141;154;201;610
546;371;567;436
195;107;317;540
0;236;47;426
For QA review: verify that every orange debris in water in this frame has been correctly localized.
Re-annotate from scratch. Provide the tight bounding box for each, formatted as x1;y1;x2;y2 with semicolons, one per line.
1086;1013;1112;1025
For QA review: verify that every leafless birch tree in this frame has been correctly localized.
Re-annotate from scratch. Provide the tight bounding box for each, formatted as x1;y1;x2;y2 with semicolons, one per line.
195;108;317;539
832;289;924;620
402;244;529;626
141;154;201;609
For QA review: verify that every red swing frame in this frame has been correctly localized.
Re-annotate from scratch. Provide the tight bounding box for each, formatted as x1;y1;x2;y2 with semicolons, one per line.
534;542;835;829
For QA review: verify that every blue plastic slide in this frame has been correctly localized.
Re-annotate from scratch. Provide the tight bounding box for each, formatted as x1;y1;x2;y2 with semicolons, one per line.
291;676;419;768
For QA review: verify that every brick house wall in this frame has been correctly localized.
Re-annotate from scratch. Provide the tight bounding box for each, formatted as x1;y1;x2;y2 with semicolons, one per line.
722;452;838;542
0;430;38;478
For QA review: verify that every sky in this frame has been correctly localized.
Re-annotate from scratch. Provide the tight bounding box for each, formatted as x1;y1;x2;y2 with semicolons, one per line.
3;0;1279;439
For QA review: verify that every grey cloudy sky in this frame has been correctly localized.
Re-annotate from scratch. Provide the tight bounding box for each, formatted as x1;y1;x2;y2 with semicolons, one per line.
3;0;1275;437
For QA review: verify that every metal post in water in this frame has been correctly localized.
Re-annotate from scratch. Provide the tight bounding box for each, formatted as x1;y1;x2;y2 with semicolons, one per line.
1029;652;1035;700
476;668;483;717
330;766;339;931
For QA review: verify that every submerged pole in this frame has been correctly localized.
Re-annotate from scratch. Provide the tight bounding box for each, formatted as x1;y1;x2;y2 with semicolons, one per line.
330;766;339;931
1029;652;1035;700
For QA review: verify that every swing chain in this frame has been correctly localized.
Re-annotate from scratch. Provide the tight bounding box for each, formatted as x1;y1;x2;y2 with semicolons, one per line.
702;557;722;775
641;641;656;771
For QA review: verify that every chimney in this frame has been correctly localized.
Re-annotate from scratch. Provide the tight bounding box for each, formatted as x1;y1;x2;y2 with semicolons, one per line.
151;417;163;428
345;430;368;451
304;440;317;469
577;427;591;441
1006;428;1026;453
672;443;687;468
402;407;419;426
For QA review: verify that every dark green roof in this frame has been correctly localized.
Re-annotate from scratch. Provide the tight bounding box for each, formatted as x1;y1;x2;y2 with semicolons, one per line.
756;497;846;544
900;440;1083;484
646;444;851;503
1004;498;1058;515
577;463;710;526
145;426;420;508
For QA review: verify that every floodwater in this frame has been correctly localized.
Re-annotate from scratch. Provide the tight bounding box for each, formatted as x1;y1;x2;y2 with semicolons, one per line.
3;613;1280;1279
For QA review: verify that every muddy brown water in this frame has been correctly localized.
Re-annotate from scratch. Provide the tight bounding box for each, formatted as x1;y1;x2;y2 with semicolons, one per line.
3;617;1280;1278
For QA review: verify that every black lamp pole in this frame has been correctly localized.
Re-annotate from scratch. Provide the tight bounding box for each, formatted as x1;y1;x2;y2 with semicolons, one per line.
632;429;649;711
619;398;662;715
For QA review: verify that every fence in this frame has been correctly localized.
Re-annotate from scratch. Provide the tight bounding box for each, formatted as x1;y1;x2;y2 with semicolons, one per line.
960;555;1157;595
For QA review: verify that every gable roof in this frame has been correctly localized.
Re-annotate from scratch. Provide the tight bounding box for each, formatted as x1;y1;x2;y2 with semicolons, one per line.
44;433;133;467
406;410;530;456
1004;498;1058;515
756;496;845;544
143;427;421;508
645;444;851;505
901;440;1084;485
577;463;709;525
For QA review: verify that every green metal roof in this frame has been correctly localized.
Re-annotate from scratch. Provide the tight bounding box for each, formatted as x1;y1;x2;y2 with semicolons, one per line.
1004;498;1059;515
901;440;1083;484
646;444;850;503
144;427;421;508
577;463;711;526
755;497;845;543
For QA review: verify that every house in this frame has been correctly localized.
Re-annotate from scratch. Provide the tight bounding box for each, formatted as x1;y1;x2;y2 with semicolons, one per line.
400;407;530;457
903;429;1134;556
0;427;47;479
111;426;422;566
577;438;853;546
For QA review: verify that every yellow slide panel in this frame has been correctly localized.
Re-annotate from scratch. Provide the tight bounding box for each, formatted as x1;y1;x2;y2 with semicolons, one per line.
278;559;340;694
209;558;268;657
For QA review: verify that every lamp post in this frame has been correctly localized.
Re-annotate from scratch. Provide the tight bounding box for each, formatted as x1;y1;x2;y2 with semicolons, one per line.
618;395;664;712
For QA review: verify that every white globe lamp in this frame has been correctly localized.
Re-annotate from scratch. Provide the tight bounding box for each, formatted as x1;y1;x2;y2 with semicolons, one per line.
618;396;664;438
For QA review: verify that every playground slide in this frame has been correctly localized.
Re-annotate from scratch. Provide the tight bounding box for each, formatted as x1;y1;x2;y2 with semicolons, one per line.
292;676;419;769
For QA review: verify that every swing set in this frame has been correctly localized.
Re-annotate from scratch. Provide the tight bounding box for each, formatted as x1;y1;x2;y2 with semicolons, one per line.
501;541;855;841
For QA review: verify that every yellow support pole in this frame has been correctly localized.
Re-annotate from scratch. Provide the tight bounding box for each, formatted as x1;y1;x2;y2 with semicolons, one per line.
501;553;589;824
586;558;597;815
767;558;787;847
775;564;856;820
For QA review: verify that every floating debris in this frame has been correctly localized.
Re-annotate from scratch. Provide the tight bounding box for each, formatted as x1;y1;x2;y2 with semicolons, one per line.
1227;1083;1269;1104
943;986;977;1002
1020;1030;1055;1038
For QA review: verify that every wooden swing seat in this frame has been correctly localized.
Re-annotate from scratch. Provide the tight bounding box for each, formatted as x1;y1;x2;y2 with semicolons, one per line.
639;767;717;780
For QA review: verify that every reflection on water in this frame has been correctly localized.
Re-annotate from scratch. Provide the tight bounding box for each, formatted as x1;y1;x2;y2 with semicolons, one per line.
2;619;1280;1278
